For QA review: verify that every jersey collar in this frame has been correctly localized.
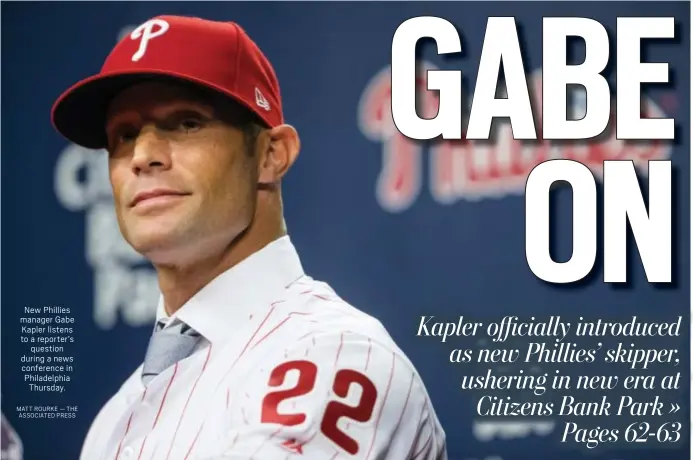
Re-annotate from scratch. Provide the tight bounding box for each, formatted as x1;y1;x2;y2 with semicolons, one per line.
154;235;305;345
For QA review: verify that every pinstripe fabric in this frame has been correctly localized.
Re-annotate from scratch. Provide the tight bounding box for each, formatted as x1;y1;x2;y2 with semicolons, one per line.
80;237;447;460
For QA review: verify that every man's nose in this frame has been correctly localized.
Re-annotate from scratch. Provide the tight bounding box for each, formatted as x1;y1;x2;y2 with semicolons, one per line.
130;126;172;174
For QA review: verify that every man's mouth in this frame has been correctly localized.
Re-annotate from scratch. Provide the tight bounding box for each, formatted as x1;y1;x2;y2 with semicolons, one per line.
130;189;190;207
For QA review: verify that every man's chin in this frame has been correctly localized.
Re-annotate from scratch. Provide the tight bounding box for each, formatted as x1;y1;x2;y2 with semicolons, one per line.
127;230;189;261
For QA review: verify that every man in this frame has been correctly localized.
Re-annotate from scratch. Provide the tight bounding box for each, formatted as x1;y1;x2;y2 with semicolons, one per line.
51;15;447;460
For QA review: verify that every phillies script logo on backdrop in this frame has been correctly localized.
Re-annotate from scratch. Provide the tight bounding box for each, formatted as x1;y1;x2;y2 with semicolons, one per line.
357;61;672;213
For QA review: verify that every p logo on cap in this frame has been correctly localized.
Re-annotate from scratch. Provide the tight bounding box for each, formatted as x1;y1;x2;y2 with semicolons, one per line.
130;19;170;62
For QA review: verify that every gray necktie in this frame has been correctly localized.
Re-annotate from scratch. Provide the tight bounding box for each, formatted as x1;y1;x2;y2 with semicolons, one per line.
141;318;202;386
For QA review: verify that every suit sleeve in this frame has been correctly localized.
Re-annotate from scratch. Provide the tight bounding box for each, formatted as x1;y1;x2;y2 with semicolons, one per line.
201;331;446;459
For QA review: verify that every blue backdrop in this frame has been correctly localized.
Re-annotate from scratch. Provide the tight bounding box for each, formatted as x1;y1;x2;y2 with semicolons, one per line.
1;2;690;460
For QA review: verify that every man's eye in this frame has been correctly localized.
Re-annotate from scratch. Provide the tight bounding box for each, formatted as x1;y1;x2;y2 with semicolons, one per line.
119;130;138;142
179;118;202;131
108;127;138;149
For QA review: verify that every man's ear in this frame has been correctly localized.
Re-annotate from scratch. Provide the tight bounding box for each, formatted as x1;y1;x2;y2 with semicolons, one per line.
257;124;300;185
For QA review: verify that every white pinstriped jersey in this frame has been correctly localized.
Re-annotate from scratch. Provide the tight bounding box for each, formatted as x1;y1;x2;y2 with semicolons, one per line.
81;236;447;460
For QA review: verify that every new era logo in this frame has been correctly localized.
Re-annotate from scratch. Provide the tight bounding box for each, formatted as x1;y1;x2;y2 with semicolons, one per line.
255;88;270;111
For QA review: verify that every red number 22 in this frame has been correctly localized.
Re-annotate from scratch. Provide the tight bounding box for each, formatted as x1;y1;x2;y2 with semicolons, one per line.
261;360;378;455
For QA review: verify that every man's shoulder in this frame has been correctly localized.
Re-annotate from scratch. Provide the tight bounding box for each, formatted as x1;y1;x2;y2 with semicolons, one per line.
254;276;428;390
281;276;404;357
91;364;143;416
237;279;448;458
80;365;144;459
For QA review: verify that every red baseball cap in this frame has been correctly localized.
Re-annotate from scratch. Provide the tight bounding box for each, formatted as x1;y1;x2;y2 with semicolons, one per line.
51;15;283;150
